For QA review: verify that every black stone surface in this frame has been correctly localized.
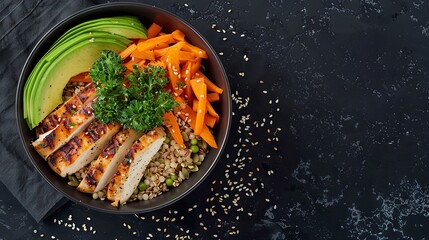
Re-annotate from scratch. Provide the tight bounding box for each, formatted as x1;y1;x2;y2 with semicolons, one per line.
2;0;429;239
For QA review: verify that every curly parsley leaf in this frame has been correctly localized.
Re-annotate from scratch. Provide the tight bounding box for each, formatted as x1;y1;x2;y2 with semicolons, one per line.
90;50;177;132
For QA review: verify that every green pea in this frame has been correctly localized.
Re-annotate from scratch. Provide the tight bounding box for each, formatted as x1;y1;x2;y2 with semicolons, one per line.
166;178;174;187
190;138;198;145
138;182;147;191
190;145;199;153
133;188;139;195
164;137;170;144
170;174;178;181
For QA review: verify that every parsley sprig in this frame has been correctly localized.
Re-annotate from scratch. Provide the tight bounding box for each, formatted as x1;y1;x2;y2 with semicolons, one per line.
90;50;177;132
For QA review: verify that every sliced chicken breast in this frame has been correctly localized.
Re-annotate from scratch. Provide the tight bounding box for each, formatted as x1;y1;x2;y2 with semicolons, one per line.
76;82;96;104
35;96;83;138
77;128;142;193
48;121;121;178
34;82;96;138
32;102;96;159
107;127;166;207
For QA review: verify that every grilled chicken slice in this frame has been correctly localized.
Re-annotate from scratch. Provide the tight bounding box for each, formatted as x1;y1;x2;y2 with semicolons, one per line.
107;127;166;206
35;95;83;138
48;121;121;178
77;128;142;193
35;82;96;138
75;82;96;104
33;102;96;159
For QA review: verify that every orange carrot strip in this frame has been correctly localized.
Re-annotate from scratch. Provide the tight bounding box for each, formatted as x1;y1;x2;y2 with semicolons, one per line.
153;42;170;49
175;97;218;148
154;41;185;58
69;72;91;83
163;111;185;148
195;94;207;135
190;59;201;77
124;59;139;71
190;79;207;135
207;93;220;102
192;100;216;128
206;100;219;120
196;71;223;94
192;99;198;112
137;34;173;51
166;44;183;90
119;43;137;59
182;42;208;58
172;30;185;41
178;50;197;62
131;49;155;61
147;22;162;39
204;114;217;128
184;62;193;105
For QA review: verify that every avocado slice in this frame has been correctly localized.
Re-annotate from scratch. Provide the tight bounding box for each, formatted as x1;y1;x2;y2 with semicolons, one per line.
51;16;147;50
24;32;131;128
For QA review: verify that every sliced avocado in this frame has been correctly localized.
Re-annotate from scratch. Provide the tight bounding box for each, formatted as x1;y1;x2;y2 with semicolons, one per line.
25;33;131;128
51;16;147;50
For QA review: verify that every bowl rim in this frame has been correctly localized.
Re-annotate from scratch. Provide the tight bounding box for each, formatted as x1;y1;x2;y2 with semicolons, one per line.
15;2;231;214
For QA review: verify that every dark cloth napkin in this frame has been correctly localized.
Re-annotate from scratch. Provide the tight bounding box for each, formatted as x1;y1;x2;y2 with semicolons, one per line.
0;0;94;222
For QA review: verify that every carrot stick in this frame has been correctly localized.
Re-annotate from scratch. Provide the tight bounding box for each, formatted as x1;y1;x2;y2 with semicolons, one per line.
192;100;216;128
154;41;185;58
163;111;185;148
206;100;219;120
192;99;198;112
207;93;220;102
119;43;137;59
175;97;218;148
190;79;207;135
137;34;173;51
190;59;201;77
182;42;208;58
183;62;194;105
147;22;162;39
204;114;217;128
172;30;185;41
124;59;139;71
178;50;197;62
166;46;181;90
196;71;223;94
131;49;155;61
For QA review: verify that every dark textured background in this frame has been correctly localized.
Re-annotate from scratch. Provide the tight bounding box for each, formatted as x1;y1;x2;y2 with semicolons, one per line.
2;0;429;239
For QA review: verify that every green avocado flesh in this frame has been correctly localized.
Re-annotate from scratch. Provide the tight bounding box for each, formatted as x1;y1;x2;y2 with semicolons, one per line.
23;16;147;129
50;16;147;51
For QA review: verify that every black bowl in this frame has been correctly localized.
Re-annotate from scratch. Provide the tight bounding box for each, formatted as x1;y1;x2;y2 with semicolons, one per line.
15;3;231;214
